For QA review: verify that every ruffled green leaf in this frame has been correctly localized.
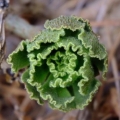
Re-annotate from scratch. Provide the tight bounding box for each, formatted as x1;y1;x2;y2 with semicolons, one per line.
72;80;100;110
38;75;75;110
7;40;29;72
78;55;96;95
78;28;107;60
7;15;108;112
27;29;65;52
44;15;91;31
22;69;43;104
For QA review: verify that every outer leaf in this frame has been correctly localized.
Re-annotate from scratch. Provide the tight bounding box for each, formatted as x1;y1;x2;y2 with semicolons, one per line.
44;15;91;31
7;40;29;72
22;69;43;104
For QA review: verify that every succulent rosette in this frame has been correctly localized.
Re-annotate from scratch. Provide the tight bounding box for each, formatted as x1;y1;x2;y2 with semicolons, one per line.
7;16;107;111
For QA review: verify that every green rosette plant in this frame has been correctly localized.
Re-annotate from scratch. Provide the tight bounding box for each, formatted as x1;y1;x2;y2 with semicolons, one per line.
7;16;107;111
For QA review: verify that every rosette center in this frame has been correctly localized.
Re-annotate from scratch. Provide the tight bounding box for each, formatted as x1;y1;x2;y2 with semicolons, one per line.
47;50;77;78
